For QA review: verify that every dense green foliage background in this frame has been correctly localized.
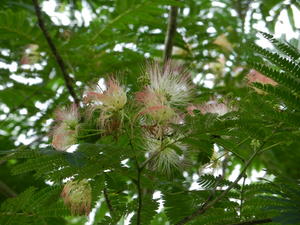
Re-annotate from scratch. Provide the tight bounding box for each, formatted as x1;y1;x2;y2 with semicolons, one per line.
0;0;300;225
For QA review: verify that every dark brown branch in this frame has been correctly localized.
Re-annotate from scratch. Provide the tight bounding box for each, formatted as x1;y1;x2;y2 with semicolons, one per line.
228;218;273;225
31;0;79;105
163;4;178;64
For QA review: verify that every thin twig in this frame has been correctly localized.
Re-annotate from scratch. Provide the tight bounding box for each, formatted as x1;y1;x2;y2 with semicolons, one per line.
175;145;263;225
136;168;142;225
227;218;272;225
0;212;35;216
31;0;79;105
103;186;114;217
0;180;17;197
239;175;246;218
91;3;146;43
163;4;179;64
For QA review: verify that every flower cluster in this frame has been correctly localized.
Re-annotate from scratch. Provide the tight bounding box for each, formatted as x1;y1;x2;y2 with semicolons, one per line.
48;61;240;215
135;62;193;173
52;104;79;151
61;179;92;216
50;62;235;176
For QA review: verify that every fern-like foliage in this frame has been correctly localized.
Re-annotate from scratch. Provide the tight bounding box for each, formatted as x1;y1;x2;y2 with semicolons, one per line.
0;10;42;44
0;186;69;225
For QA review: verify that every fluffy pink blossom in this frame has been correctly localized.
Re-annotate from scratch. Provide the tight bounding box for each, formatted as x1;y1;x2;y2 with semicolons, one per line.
187;100;234;116
51;104;79;151
54;104;79;125
52;123;77;151
247;69;277;86
140;105;175;123
84;77;127;113
61;179;92;216
145;61;192;106
84;77;127;128
136;88;175;123
136;61;192;123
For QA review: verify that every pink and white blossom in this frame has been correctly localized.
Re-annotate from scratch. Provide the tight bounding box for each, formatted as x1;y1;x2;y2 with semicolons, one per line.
61;179;92;216
51;104;79;151
187;100;235;116
145;137;185;174
136;61;192;123
145;61;192;106
54;104;79;126
52;123;77;151
84;78;127;113
247;69;277;86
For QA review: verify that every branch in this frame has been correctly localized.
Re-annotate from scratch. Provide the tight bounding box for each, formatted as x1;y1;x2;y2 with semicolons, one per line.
31;0;80;105
163;4;179;64
228;218;273;225
103;186;114;217
175;148;261;225
0;180;17;198
136;168;142;225
0;212;35;216
91;2;146;43
239;176;247;218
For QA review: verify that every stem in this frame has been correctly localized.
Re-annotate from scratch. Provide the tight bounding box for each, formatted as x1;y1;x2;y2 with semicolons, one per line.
0;180;17;197
175;147;261;225
0;212;35;216
77;131;104;139
239;176;246;218
91;2;146;43
163;4;178;64
139;136;177;171
136;168;142;225
31;0;79;105
227;218;272;225
103;186;114;217
259;141;284;153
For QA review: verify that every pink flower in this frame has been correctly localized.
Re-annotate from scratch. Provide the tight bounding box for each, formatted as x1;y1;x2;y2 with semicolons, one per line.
140;105;175;123
144;61;192;106
84;77;127;128
51;104;79;151
54;104;79;126
187;100;234;116
136;61;192;123
247;69;277;86
84;77;127;113
61;179;92;216
145;136;185;174
187;105;199;116
52;123;77;151
136;88;175;123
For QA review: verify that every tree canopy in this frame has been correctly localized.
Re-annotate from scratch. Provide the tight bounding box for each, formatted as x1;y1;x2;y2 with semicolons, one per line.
0;0;300;225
